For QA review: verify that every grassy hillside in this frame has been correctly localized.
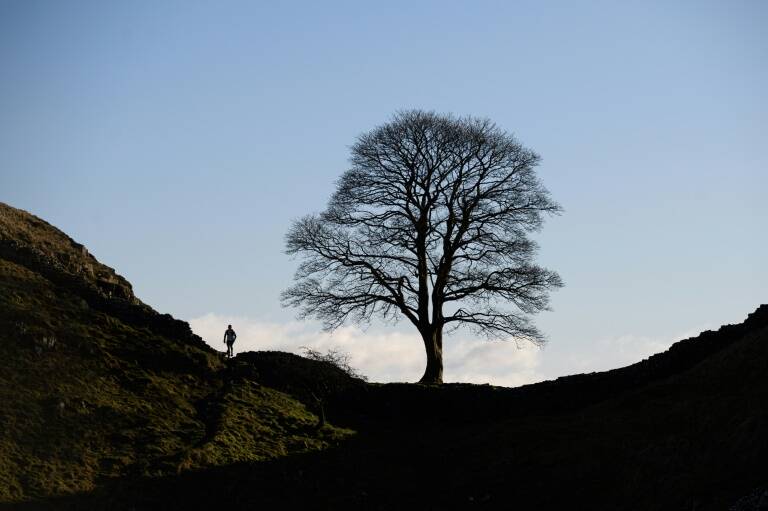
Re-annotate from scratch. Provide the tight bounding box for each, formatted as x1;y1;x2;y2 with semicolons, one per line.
52;311;761;511
0;204;352;503
1;201;766;510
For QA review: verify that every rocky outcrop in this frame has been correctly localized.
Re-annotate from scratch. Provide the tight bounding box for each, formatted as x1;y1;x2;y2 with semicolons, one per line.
0;204;137;302
0;202;205;348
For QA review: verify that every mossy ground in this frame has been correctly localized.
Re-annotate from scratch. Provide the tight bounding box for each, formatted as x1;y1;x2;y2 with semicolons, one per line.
0;259;353;503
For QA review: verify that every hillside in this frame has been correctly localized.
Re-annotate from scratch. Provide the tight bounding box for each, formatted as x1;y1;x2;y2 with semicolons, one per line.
1;201;766;510
0;203;353;502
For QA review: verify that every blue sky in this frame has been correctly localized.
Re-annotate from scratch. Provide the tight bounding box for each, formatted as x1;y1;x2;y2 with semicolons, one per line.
2;1;766;383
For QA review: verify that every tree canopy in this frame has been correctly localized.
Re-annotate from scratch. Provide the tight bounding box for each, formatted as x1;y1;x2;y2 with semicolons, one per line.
283;110;562;383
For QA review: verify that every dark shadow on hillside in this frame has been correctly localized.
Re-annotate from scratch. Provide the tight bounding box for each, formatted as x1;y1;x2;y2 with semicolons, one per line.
11;308;768;511
4;201;766;510
9;386;768;511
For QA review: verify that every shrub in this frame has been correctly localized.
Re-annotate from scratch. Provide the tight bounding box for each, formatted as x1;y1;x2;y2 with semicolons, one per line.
300;346;368;382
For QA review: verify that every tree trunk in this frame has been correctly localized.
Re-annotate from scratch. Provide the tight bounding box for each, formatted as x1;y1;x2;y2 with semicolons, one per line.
418;327;443;384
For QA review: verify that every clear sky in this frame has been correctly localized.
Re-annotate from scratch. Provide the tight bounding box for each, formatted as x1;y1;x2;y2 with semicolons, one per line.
2;0;766;384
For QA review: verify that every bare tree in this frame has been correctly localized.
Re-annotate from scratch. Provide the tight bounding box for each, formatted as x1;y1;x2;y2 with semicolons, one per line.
282;110;562;384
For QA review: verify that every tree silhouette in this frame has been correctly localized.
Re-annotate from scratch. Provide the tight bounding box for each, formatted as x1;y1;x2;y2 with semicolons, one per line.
282;110;562;383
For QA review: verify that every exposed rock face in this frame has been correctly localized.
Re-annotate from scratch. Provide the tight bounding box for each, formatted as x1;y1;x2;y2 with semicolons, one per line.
0;203;137;302
0;202;203;348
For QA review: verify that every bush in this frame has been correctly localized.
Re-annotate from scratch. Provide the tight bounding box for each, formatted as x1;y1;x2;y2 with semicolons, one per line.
300;346;368;382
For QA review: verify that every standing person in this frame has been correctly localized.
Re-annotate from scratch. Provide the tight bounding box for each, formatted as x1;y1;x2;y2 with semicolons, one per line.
223;324;237;358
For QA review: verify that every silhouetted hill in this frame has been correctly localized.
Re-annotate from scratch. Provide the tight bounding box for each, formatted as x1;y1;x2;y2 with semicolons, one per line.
329;304;768;424
0;202;765;510
0;203;352;502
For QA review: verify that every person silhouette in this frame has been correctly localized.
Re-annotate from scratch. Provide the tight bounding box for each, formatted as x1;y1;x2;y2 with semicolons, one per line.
223;324;237;358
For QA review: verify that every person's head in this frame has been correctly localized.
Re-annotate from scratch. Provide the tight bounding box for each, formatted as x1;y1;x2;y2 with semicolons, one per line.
228;324;232;329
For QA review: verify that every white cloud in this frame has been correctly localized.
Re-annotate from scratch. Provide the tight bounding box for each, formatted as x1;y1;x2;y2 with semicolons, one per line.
189;314;545;386
443;338;543;387
191;314;716;387
551;324;714;377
